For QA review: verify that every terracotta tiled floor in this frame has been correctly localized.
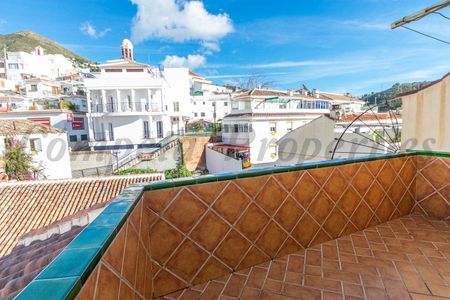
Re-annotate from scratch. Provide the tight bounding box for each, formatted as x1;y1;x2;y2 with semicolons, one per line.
158;214;450;300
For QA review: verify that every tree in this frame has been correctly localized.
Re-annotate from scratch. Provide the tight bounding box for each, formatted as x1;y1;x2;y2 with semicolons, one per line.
228;73;275;90
4;139;36;180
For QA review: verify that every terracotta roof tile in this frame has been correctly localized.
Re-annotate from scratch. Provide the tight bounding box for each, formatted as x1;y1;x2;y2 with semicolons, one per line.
0;119;64;135
338;112;401;123
0;174;162;257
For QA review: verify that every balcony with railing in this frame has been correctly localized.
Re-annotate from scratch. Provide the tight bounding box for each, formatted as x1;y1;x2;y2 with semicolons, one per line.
16;151;450;300
90;102;163;114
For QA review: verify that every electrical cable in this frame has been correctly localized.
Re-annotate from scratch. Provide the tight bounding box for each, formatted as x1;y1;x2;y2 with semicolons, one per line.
432;11;450;19
401;25;450;45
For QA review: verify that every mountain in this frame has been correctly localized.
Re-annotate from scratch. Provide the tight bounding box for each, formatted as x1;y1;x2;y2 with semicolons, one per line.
361;81;430;104
0;30;92;66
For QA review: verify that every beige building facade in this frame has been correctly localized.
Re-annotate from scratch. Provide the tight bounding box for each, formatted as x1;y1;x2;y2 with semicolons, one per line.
400;72;450;152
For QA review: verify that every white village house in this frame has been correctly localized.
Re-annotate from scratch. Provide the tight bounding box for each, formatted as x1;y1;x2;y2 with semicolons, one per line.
189;71;232;124
0;119;72;179
0;45;76;83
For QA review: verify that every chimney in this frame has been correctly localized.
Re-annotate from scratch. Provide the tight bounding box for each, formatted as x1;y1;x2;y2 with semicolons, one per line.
287;89;294;97
312;89;320;99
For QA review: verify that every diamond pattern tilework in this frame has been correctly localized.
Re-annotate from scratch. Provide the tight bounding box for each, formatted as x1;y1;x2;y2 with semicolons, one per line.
75;155;447;299
158;214;450;300
414;156;450;220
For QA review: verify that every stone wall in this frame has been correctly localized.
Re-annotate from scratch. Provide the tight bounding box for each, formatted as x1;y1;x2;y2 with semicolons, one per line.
180;136;221;171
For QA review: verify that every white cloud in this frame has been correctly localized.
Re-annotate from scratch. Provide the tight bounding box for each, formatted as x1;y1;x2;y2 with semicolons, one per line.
80;22;111;39
130;0;233;46
162;54;206;69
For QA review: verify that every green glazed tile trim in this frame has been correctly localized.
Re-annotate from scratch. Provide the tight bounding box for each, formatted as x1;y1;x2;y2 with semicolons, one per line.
66;226;116;250
143;152;413;191
406;149;450;158
37;248;101;280
16;277;81;300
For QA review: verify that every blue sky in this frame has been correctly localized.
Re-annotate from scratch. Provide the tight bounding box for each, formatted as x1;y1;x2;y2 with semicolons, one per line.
1;0;449;95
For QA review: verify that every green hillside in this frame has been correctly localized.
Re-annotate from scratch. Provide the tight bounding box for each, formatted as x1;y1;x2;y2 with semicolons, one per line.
0;30;92;66
361;82;430;104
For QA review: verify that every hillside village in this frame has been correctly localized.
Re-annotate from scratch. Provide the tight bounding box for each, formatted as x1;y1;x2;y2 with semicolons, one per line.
0;31;397;180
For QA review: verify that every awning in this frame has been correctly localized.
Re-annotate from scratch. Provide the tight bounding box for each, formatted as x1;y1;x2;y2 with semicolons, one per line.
210;144;250;151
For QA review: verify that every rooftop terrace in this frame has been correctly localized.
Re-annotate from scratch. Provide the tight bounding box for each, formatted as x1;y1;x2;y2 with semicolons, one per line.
13;151;450;299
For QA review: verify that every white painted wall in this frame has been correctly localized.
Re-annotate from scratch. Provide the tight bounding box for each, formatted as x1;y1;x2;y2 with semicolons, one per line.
0;133;72;179
205;146;243;174
277;116;335;165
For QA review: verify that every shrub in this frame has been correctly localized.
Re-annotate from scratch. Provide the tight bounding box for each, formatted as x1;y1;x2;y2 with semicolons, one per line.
164;164;192;179
4;139;36;180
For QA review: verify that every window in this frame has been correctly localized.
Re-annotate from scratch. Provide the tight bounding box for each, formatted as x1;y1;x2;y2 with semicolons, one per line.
29;138;42;152
69;135;78;142
270;122;277;133
127;95;132;109
223;124;229;133
279;103;287;109
81;134;88;141
108;123;114;141
203;101;206;105
105;69;122;72
8;63;19;69
212;102;216;107
269;144;278;158
143;121;150;138
234;124;239;133
194;112;198;117
224;102;228;107
201;112;205;117
30;84;38;92
173;102;180;112
193;101;196;105
157;121;164;138
244;102;252;110
287;122;293;132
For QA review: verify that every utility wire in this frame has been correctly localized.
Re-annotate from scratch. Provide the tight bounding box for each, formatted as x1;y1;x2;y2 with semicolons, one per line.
401;25;450;45
433;11;450;19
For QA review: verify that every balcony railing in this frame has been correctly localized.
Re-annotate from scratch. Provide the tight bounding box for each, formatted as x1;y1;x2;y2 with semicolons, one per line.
90;102;163;113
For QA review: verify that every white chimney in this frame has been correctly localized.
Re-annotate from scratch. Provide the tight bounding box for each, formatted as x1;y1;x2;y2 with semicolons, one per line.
312;88;320;98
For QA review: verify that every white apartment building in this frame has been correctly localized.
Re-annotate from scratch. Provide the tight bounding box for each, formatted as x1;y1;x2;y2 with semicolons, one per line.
0;119;72;179
189;71;232;123
206;89;333;173
1;46;75;82
84;39;190;151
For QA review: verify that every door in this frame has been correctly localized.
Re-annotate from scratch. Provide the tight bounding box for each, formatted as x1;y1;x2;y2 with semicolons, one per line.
143;121;150;139
156;121;163;138
108;123;114;141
